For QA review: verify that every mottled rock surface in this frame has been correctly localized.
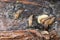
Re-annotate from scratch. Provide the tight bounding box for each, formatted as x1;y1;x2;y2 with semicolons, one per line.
0;0;60;40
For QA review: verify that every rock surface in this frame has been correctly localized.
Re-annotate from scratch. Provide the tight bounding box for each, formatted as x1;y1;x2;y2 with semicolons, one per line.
0;0;60;40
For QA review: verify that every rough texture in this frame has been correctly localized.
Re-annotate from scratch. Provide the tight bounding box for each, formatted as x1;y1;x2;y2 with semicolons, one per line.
0;30;60;40
0;0;60;40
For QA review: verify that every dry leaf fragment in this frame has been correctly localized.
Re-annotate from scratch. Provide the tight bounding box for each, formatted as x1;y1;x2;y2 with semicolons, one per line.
40;18;48;24
44;19;51;27
44;17;55;28
14;9;24;19
37;14;48;24
43;17;55;30
48;17;55;25
41;31;49;35
28;15;33;27
41;31;50;40
37;15;55;30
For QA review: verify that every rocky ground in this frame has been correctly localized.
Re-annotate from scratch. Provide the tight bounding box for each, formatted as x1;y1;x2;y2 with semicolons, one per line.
0;0;60;40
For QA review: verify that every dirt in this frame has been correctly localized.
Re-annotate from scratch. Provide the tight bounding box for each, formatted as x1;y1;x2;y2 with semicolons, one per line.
0;0;60;40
